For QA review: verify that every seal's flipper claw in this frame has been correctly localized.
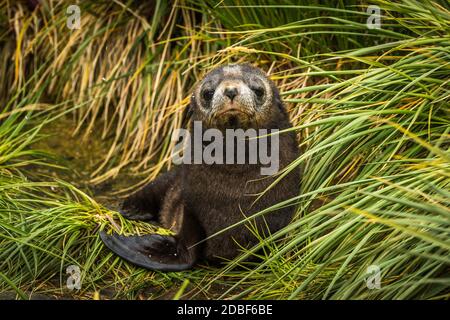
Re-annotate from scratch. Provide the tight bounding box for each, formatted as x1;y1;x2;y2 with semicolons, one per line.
99;231;193;272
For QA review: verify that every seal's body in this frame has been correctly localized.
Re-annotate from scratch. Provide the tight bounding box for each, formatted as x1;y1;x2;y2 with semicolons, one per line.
100;64;300;271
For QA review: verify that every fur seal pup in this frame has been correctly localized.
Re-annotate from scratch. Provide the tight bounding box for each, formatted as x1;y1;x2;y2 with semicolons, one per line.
100;64;300;271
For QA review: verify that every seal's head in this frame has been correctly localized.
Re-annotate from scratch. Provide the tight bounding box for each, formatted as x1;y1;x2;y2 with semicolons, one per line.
190;64;286;129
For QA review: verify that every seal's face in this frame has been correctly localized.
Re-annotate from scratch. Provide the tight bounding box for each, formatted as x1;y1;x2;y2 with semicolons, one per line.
192;64;275;129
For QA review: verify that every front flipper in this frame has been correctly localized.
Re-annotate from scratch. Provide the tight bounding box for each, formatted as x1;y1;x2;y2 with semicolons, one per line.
119;169;179;222
99;231;195;272
118;207;156;222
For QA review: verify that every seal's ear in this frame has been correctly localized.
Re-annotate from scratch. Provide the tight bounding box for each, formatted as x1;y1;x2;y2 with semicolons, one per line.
181;95;195;126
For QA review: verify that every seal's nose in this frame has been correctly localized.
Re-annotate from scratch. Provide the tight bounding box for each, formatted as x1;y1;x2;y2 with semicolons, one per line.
224;87;238;101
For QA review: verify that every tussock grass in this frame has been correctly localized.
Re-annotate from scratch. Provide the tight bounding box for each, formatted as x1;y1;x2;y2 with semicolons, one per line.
0;0;449;299
0;113;180;299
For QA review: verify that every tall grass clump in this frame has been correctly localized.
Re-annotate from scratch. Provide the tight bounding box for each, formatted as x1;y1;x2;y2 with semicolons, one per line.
0;112;183;299
0;0;449;299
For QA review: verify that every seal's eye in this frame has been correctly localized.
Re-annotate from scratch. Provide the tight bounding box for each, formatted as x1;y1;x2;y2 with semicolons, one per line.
202;89;215;102
251;86;265;98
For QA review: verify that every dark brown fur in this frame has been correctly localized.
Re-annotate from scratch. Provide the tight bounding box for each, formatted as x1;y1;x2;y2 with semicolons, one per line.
100;64;300;271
